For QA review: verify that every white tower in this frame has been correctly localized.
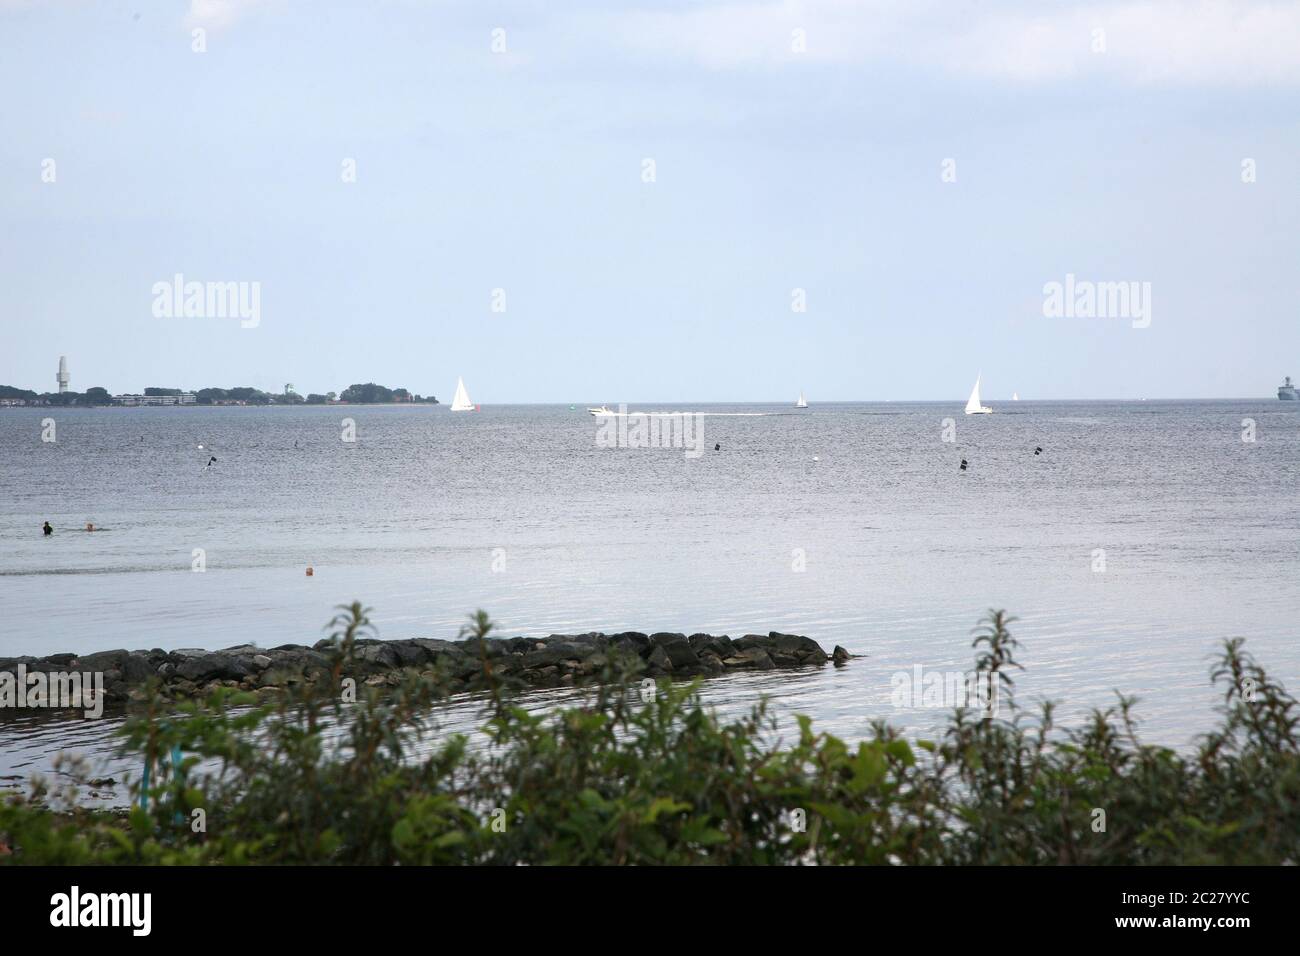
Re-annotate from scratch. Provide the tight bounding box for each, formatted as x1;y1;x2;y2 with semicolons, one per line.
57;356;70;393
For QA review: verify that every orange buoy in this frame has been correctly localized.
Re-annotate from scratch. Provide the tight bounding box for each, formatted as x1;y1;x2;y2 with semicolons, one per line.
305;566;314;577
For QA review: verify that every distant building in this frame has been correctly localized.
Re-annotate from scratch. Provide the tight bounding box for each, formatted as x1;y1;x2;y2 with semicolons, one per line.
113;392;196;406
57;356;69;393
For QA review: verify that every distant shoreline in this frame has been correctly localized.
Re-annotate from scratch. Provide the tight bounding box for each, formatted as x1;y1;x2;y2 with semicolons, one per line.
0;403;439;410
0;397;1291;409
0;381;438;408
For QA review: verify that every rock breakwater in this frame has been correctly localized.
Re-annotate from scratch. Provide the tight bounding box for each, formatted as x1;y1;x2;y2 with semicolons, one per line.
0;630;851;709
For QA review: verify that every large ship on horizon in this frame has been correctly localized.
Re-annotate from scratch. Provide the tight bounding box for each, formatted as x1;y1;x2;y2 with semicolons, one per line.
1280;376;1298;400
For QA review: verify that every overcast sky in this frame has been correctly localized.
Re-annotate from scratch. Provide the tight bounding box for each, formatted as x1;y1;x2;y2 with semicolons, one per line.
2;0;1298;401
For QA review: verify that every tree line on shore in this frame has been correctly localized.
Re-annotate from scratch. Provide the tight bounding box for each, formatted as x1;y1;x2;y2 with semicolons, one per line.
191;384;438;405
0;384;114;406
0;383;438;406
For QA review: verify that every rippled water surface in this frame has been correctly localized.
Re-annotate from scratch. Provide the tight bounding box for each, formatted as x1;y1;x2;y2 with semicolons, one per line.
2;401;1299;794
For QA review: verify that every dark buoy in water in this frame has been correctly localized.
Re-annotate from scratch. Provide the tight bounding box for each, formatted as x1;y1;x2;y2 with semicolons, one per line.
714;443;720;451
206;456;217;468
959;458;968;472
1034;446;1043;456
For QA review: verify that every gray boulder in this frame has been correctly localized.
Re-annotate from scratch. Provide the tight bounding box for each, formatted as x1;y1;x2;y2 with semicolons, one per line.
610;632;649;655
689;634;735;658
74;649;130;673
725;647;776;670
645;645;673;673
177;654;257;682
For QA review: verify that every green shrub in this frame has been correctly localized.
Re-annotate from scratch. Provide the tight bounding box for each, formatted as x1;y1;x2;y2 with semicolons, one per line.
1;606;1296;865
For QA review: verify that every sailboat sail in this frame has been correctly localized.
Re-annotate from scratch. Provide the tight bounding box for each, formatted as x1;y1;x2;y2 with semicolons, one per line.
796;390;807;408
450;376;474;411
965;374;992;415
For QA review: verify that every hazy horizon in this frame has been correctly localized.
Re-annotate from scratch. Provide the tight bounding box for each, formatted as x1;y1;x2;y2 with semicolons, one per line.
4;1;1299;402
0;381;1291;403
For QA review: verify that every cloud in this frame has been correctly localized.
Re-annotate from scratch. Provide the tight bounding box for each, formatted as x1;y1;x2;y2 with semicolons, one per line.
594;0;1300;86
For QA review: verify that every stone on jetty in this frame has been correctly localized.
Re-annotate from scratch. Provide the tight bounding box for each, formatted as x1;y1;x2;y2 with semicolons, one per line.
0;629;841;708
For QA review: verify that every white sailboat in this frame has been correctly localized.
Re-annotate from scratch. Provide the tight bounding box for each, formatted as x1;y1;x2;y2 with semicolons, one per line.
450;376;475;412
795;390;808;409
1012;392;1019;401
964;374;992;415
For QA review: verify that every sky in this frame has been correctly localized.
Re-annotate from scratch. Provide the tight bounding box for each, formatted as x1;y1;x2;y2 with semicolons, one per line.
1;0;1298;402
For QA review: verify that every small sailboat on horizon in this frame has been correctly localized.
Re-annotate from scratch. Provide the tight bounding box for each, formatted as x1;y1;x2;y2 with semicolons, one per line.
450;376;476;412
795;390;808;409
964;374;993;415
